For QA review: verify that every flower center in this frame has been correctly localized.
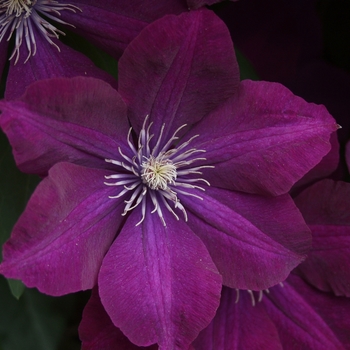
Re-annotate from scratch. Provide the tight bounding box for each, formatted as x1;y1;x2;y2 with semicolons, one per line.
0;0;81;64
141;156;177;190
104;116;213;226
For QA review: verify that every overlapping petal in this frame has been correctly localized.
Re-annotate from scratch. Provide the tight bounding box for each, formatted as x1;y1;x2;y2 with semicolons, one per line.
5;30;118;100
264;274;350;349
118;9;239;141
180;186;311;290
186;79;338;195
79;288;157;350
99;205;222;349
195;275;350;349
0;162;125;295
62;0;188;59
294;179;350;296
0;77;129;176
193;287;282;350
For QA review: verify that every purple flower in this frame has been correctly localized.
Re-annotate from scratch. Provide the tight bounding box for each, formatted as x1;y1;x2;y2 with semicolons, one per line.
0;9;338;348
79;277;350;350
0;0;230;99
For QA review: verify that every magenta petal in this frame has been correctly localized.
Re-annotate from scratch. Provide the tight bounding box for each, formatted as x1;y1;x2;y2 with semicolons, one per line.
180;186;311;290
264;274;350;349
79;288;157;350
5;31;117;100
119;9;239;139
0;162;124;295
62;0;187;59
187;79;338;195
99;206;222;349
0;77;129;176
294;179;350;296
193;287;282;350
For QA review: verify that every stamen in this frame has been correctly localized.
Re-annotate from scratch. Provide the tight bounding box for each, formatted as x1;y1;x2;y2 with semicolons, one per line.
1;0;82;64
104;117;212;225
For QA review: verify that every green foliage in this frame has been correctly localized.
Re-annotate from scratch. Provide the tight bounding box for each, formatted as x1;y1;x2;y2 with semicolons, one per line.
0;131;40;262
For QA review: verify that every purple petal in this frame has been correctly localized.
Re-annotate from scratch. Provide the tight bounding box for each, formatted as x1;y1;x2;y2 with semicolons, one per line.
63;0;188;59
99;205;222;349
79;288;157;350
118;9;239;141
346;141;350;172
293;132;339;189
180;186;311;290
0;77;129;176
193;287;282;350
264;274;350;349
0;162;124;296
187;79;338;195
294;179;350;296
5;28;117;100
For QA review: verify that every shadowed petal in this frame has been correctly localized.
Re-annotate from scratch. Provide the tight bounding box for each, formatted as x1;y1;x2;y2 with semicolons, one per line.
63;0;188;59
180;186;311;290
119;9;239;142
99;204;222;349
79;288;157;350
0;77;129;176
5;28;117;100
193;287;282;350
294;179;350;296
187;80;338;196
0;162;125;296
265;274;350;349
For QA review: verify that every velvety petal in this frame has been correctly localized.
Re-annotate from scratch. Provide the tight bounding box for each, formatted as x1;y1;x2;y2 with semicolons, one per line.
0;77;129;176
264;274;350;349
180;186;311;290
193;287;282;350
62;0;188;59
79;288;157;350
346;140;350;172
99;205;222;349
186;79;338;196
293;132;339;189
294;179;350;296
5;28;117;100
118;9;239;143
0;162;125;296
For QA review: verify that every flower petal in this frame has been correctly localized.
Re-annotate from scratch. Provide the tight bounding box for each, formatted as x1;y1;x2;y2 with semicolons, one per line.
193;287;282;350
180;186;311;290
187;79;338;195
79;288;157;350
264;274;350;349
294;179;350;296
99;204;222;349
118;9;239;141
63;0;187;59
0;162;124;295
0;77;129;176
5;29;117;100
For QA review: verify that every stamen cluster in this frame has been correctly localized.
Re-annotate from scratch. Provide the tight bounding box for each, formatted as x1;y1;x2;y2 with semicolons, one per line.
0;0;81;63
104;116;213;226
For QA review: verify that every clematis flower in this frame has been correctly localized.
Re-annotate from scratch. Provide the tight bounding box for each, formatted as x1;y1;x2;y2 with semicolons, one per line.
0;0;231;99
0;9;338;348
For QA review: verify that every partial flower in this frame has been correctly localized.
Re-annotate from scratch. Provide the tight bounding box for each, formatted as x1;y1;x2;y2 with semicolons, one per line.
0;9;338;348
193;276;350;350
294;179;350;297
0;0;230;99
